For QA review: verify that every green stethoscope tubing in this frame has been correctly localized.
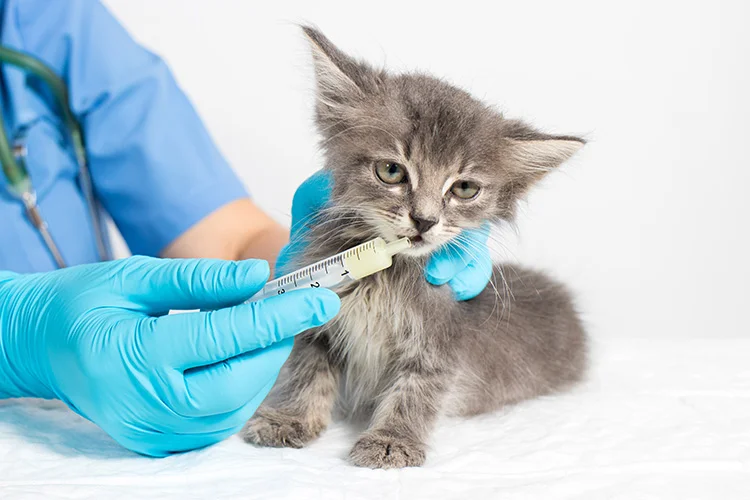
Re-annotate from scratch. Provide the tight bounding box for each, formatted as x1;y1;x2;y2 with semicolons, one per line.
0;45;109;266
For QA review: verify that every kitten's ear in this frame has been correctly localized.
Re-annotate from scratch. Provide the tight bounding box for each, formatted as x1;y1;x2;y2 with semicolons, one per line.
504;121;585;182
301;26;376;109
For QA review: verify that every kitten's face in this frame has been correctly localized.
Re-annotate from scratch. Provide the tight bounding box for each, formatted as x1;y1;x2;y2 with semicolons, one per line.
320;74;513;257
303;27;584;257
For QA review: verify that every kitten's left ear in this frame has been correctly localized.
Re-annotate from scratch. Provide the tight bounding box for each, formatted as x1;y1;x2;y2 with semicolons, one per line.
503;122;585;181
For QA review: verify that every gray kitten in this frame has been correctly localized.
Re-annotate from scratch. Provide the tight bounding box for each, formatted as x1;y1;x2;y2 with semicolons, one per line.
243;26;587;469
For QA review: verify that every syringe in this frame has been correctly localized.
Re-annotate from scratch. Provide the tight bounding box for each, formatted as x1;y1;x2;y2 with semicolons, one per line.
248;237;411;302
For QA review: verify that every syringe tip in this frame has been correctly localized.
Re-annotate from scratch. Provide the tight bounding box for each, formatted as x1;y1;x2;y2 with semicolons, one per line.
384;237;412;256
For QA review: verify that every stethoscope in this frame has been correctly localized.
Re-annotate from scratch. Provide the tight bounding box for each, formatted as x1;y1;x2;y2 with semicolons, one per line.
0;46;109;268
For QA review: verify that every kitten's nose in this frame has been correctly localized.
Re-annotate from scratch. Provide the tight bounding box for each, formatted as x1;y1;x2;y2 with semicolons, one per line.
410;214;439;233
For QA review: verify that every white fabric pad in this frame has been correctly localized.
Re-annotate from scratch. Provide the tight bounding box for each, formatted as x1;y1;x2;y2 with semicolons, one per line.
1;338;749;499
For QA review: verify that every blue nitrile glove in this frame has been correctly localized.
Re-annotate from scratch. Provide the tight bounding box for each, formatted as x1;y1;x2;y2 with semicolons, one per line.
275;172;334;276
424;222;493;301
0;257;340;457
277;171;492;300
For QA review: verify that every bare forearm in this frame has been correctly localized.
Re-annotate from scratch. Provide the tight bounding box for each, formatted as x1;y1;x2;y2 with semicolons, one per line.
238;221;288;273
162;199;289;273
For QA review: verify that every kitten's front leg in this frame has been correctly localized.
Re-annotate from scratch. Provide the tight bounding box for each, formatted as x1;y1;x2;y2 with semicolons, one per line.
350;356;446;469
243;332;338;448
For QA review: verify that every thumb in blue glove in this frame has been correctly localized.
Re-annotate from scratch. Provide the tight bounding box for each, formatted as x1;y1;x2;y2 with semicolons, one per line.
424;222;494;301
278;171;493;300
275;171;333;277
0;257;340;457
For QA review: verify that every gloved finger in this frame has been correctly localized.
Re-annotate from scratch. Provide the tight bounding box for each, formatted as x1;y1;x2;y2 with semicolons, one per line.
176;337;292;416
425;223;490;286
121;257;270;313
147;288;340;370
290;170;333;239
119;379;276;457
447;249;494;301
274;238;306;277
275;171;333;276
425;244;467;286
0;270;17;284
120;424;240;458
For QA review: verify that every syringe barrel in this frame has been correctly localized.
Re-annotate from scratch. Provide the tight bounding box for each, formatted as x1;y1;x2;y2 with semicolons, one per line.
247;237;410;302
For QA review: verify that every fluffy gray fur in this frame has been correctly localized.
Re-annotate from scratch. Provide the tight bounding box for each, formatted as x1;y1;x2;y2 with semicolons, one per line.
243;26;587;469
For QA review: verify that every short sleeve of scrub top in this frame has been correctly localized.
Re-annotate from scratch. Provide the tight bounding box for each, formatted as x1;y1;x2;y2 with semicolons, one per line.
0;0;247;273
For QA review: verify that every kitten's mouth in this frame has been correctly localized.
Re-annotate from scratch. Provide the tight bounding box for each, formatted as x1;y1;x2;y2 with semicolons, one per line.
394;232;440;257
397;234;432;256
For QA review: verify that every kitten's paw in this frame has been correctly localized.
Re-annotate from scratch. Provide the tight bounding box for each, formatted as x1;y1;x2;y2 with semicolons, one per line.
349;433;426;469
243;408;322;449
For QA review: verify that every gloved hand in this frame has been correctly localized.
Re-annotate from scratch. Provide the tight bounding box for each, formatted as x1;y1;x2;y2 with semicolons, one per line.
277;171;492;300
423;221;493;301
0;257;340;457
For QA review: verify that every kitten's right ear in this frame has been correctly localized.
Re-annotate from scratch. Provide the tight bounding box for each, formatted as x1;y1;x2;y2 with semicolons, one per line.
301;26;375;109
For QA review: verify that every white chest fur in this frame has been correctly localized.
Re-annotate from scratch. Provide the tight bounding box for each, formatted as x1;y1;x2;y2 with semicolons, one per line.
326;278;422;411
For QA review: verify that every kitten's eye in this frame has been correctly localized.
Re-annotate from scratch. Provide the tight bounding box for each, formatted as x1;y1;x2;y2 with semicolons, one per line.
375;160;407;185
451;180;480;199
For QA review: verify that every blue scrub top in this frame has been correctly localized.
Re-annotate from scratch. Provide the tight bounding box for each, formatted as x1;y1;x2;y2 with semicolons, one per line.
0;0;247;273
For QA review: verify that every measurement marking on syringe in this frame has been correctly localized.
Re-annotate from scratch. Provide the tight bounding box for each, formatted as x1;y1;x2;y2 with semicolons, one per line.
246;237;408;303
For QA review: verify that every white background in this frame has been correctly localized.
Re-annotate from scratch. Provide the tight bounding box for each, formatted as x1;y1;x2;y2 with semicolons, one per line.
104;0;749;339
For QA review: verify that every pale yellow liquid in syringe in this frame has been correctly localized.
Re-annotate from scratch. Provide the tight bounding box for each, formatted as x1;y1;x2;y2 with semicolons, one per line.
248;237;411;302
